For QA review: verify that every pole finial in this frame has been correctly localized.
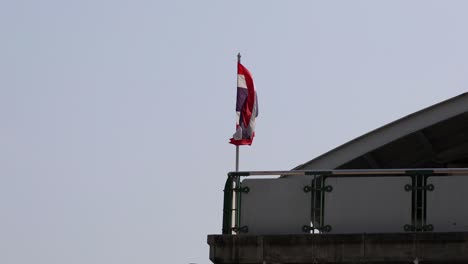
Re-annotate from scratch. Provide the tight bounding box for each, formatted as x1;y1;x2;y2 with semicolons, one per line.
237;52;241;63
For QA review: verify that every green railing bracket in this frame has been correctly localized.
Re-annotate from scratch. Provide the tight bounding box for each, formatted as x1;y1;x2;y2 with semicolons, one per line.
404;224;415;232
404;183;434;191
233;186;250;193
232;226;249;233
404;224;434;232
423;224;434;231
302;225;332;233
404;184;412;191
304;185;332;193
321;225;332;232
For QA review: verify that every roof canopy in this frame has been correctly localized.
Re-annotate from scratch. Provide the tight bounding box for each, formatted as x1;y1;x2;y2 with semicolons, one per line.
296;93;468;170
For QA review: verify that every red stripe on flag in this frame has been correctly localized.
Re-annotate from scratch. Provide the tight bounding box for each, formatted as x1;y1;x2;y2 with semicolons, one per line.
238;63;255;129
230;62;258;146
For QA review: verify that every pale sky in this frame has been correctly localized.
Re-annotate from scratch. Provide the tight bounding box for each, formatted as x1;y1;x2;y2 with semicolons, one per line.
1;1;468;263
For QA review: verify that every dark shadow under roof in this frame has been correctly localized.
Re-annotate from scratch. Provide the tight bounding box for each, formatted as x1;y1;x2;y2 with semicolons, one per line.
295;93;468;170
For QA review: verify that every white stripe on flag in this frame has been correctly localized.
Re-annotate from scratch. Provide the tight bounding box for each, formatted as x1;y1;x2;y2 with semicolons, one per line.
237;74;247;89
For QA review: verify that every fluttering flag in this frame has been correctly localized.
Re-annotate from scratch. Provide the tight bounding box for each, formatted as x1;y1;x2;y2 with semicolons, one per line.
230;62;258;146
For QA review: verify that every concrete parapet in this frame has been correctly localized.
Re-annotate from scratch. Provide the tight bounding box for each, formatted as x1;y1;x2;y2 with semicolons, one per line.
207;232;468;263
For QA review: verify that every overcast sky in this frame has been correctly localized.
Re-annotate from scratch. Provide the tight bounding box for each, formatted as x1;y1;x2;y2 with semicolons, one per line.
1;1;468;263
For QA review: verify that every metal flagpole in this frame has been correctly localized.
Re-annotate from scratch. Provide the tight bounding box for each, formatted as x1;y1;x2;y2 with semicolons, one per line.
234;53;241;234
236;52;241;172
235;146;239;171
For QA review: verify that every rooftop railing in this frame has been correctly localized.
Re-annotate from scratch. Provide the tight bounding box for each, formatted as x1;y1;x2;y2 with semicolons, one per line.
222;168;468;235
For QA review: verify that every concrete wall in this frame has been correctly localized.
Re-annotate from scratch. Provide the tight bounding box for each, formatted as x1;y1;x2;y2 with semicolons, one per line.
208;232;468;264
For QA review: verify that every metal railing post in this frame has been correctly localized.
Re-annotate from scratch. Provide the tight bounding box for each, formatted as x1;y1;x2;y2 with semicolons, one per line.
222;176;233;234
235;176;241;233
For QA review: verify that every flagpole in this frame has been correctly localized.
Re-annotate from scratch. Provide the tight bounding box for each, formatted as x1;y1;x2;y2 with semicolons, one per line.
236;52;241;172
234;52;241;234
235;147;239;171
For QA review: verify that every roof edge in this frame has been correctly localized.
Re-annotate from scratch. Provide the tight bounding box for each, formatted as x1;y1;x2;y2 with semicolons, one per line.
295;92;468;170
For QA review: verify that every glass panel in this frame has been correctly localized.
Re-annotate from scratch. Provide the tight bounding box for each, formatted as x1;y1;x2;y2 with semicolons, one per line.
427;176;468;232
324;177;412;234
240;177;311;235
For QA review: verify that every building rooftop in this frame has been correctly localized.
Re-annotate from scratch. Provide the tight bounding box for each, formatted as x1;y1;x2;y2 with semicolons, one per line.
295;92;468;170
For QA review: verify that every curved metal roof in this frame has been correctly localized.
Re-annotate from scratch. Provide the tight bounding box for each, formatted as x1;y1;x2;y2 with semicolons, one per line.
295;92;468;170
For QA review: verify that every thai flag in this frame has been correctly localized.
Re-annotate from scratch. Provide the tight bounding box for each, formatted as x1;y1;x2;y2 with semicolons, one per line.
230;62;258;146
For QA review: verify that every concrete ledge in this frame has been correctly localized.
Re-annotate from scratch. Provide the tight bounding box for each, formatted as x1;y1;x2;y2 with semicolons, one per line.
207;232;468;263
